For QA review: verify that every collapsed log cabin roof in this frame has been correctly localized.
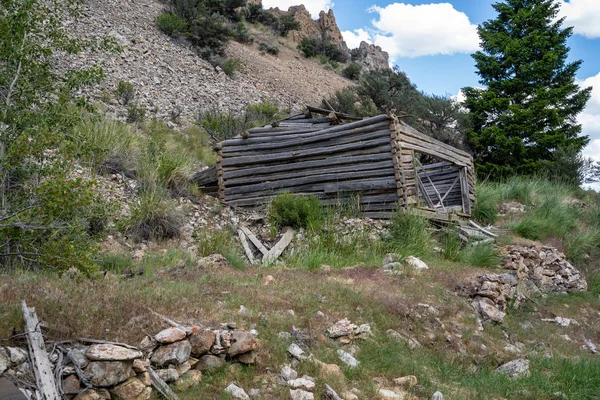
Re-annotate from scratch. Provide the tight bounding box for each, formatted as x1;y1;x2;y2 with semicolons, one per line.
192;107;475;221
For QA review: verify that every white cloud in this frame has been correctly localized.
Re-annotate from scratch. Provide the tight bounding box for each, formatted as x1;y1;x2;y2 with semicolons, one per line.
366;3;480;58
341;28;372;50
558;0;600;38
261;0;334;18
579;72;600;160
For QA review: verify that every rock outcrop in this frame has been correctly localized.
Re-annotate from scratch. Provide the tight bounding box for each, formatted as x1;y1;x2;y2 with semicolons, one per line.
351;41;390;72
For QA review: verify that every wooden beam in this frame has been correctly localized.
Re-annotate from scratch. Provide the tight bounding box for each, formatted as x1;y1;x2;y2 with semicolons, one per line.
239;226;269;255
238;230;256;265
21;300;60;400
263;228;294;263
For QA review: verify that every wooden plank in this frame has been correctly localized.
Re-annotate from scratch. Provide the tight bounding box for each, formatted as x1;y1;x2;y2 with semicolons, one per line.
222;153;392;180
399;138;469;167
263;228;294;263
148;367;179;400
225;160;394;187
396;120;473;159
240;226;269;255
323;177;397;193
415;161;453;171
469;220;498;238
21;300;60;400
460;167;472;215
238;230;256;265
221;137;391;168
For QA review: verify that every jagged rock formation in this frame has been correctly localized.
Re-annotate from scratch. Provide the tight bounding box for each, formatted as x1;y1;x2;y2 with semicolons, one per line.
351;41;390;72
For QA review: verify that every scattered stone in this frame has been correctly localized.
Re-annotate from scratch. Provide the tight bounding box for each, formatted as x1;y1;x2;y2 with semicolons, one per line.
288;343;306;360
394;375;417;388
496;359;530;378
431;391;444;400
342;390;359;400
110;377;147;399
196;355;226;371
281;364;298;381
229;330;258;356
86;344;143;361
62;375;81;394
237;350;257;364
238;305;248;314
472;298;506;324
132;359;149;373
85;361;135;387
263;275;274;286
337;349;359;368
248;388;261;398
584;338;598;354
155;368;179;383
279;332;292;340
327;319;358;339
405;256;429;271
6;347;28;365
314;359;344;377
189;329;216;356
542;317;577;327
290;389;314;400
378;389;403;399
287;376;315;391
503;344;522;354
324;384;343;400
225;383;250;399
154;327;187;344
150;340;191;367
68;348;90;369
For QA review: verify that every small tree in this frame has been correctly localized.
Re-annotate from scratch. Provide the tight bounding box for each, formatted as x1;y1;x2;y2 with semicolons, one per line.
342;62;362;80
463;0;592;178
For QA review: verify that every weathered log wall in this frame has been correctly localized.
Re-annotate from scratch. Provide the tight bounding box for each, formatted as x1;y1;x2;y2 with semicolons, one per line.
195;110;475;220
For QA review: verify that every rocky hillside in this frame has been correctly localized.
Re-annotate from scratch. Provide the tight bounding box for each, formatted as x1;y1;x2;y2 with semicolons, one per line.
61;0;354;120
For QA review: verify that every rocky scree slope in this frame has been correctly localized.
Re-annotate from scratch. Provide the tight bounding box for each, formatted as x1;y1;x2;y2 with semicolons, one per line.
59;0;352;120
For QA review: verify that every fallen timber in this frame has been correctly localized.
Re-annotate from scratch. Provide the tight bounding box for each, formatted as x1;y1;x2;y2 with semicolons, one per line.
193;108;476;221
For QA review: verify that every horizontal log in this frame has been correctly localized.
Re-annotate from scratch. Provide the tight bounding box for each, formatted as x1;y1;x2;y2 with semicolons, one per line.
396;120;473;160
222;153;392;180
221;127;391;158
221;137;392;168
224;167;395;196
399;139;469;167
227;189;398;207
306;105;364;121
222;121;390;153
415;161;453;171
361;202;400;212
225;160;394;187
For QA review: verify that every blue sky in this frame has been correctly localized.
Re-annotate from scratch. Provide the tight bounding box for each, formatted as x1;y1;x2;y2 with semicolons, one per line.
262;1;600;161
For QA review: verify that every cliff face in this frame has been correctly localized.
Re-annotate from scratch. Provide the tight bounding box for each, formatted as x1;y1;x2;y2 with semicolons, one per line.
351;42;390;72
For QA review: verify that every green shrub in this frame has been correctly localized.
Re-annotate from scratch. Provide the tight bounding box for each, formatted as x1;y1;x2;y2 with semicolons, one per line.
195;227;246;268
298;37;314;58
298;37;348;62
246;100;281;120
463;242;500;268
387;212;431;256
156;153;192;194
122;188;183;242
512;195;580;240
269;193;323;229
156;12;188;35
258;42;279;55
277;14;299;36
563;230;600;268
222;58;243;77
472;182;501;225
317;54;329;65
342;62;362;80
440;229;463;261
233;22;253;43
116;81;135;105
126;104;146;123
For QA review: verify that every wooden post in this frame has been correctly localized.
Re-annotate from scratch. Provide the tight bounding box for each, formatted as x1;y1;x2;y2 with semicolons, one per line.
388;114;407;209
21;300;60;400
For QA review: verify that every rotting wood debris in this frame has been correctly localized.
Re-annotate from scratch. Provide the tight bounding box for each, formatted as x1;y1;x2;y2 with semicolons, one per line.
193;105;476;222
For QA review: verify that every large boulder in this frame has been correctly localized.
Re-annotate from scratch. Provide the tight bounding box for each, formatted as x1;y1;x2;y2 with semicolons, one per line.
110;377;148;400
228;330;258;356
151;340;191;367
154;327;187;344
496;359;530;378
84;361;135;387
189;329;216;357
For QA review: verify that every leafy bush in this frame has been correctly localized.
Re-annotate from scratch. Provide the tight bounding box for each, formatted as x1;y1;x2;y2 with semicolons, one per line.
233;22;253;43
440;229;463;261
246;100;281;120
472;182;500;225
387;212;431;256
258;42;279;55
298;37;348;62
277;14;299;36
122;188;183;242
116;81;135;105
269;193;323;229
222;58;243;77
463;243;500;268
342;62;362;80
126;104;146;123
156;12;188;35
298;37;315;57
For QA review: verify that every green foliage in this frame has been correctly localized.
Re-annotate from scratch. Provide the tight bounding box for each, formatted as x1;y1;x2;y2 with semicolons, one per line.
122;187;183;242
511;195;580;241
156;12;189;36
462;242;500;268
298;37;348;62
387;212;431;257
222;58;243;77
269;193;323;229
472;182;501;225
126;104;146;123
116;81;135;105
462;0;592;179
342;62;362;80
440;229;463;262
258;42;280;55
233;22;253;44
277;14;299;36
563;230;600;269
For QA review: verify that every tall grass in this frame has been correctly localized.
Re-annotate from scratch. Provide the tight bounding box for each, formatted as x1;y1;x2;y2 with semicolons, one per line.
387;211;431;257
440;229;463;261
472;182;501;225
268;193;323;229
511;194;580;241
462;242;500;268
195;227;246;269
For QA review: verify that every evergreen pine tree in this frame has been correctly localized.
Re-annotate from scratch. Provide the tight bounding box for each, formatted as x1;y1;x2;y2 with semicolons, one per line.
462;0;591;178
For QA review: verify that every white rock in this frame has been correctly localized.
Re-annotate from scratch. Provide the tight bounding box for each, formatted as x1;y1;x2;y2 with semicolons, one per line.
7;347;28;365
337;349;359;368
378;389;403;399
225;383;250;399
154;327;187;344
287;376;315;391
280;364;298;381
290;389;314;400
288;344;306;360
248;388;260;398
431;391;444;400
496;359;530;378
0;348;9;374
405;256;428;271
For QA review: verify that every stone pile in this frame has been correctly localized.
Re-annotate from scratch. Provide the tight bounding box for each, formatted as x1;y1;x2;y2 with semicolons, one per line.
461;245;587;324
0;324;258;399
326;319;371;345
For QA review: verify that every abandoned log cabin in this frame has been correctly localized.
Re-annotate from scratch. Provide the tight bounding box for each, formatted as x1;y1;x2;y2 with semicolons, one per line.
193;107;475;221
